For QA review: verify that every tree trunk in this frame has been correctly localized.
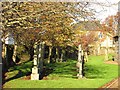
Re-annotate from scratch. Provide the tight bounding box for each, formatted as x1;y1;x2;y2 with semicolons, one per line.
84;52;88;62
12;44;17;63
76;44;83;78
29;46;34;61
0;34;2;89
55;47;59;62
97;45;100;55
5;45;9;67
2;44;8;67
2;43;5;59
60;53;63;62
105;47;108;61
48;46;52;63
6;45;14;67
38;42;44;74
60;48;65;62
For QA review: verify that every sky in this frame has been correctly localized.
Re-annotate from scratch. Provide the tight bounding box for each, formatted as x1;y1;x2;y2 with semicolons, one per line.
90;0;120;22
73;0;119;22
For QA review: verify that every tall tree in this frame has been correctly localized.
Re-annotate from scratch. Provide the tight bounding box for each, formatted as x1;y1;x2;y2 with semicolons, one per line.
1;2;97;62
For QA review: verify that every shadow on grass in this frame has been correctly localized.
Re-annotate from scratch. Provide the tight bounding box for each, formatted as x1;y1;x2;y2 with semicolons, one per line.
5;60;32;83
9;60;32;72
84;64;109;79
4;59;77;82
5;55;112;82
40;63;56;79
43;60;78;79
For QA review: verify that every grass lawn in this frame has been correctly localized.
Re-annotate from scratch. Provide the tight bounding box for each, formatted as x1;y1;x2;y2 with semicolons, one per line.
3;55;119;88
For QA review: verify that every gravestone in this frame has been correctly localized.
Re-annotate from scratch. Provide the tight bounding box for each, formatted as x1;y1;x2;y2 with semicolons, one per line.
31;42;44;80
31;43;39;80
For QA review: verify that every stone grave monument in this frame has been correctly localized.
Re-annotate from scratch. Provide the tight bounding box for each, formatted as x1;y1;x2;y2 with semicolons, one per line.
31;42;44;80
